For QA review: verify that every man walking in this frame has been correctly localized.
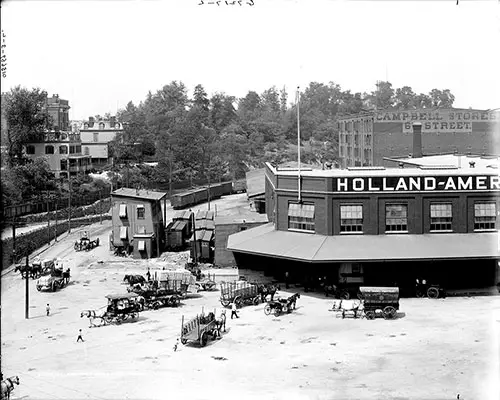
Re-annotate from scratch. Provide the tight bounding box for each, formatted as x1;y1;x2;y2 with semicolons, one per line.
46;304;50;316
77;329;84;343
146;268;151;282
230;301;239;319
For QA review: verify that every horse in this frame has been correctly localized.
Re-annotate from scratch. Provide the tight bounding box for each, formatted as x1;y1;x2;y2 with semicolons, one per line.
1;376;20;400
214;310;226;337
331;299;364;319
258;283;279;302
286;293;300;310
123;275;146;286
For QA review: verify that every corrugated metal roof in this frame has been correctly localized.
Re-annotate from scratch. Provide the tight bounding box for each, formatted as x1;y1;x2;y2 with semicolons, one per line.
189;229;213;242
195;210;214;220
227;223;499;263
112;188;167;201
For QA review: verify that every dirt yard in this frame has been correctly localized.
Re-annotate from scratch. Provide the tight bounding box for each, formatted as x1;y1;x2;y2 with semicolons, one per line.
1;195;500;400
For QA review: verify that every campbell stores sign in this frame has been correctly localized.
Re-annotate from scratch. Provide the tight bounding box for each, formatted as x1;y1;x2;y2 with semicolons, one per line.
375;110;499;133
333;175;500;193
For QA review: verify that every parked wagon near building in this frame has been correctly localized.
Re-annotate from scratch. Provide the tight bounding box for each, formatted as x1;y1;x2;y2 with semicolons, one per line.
359;286;400;320
219;281;260;307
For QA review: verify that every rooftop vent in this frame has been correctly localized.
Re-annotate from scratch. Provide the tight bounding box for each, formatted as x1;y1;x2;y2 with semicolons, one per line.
469;161;476;168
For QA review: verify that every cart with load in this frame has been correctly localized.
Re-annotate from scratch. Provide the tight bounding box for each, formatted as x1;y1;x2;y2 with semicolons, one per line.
74;231;100;252
180;309;220;347
219;281;260;307
185;262;217;291
359;286;399;320
81;293;141;327
36;261;70;292
15;257;55;280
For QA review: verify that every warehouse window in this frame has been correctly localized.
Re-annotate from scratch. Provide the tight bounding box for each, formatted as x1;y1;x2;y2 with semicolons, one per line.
288;203;315;232
430;203;452;231
26;145;35;155
340;204;363;233
119;204;127;218
385;204;408;232
120;226;128;240
474;202;496;230
137;204;145;219
138;240;146;251
59;145;68;154
137;225;146;234
45;145;54;154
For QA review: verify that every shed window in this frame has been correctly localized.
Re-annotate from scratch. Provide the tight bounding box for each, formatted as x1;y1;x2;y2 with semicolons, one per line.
385;204;408;232
340;204;363;233
137;204;145;219
138;240;146;251
430;203;452;231
119;204;127;218
120;226;128;240
288;203;315;232
474;202;496;230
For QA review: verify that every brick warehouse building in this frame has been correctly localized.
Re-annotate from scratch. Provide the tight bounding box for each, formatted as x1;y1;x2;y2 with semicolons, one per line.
338;108;500;168
227;158;500;296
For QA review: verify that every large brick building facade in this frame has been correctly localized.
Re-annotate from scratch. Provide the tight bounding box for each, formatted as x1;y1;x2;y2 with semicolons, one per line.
227;157;500;295
338;108;500;168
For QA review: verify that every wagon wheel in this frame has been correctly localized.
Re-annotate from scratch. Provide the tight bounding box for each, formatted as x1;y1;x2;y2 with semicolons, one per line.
74;243;79;251
220;299;230;308
181;338;188;345
252;296;261;305
264;304;272;315
36;286;42;292
416;290;425;298
273;307;281;317
21;271;28;279
234;296;243;308
200;332;208;347
364;311;376;320
427;287;439;299
282;305;288;314
51;282;57;292
152;302;161;310
171;295;180;307
383;306;397;320
206;281;216;291
340;290;350;300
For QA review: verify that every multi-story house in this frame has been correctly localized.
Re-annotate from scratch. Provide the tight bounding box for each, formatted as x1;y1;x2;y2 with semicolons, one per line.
23;95;91;178
80;116;123;168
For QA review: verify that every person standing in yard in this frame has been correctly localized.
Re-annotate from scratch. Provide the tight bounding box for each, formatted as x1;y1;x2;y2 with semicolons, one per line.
46;304;50;316
77;329;84;343
231;301;239;319
146;268;151;282
285;271;290;289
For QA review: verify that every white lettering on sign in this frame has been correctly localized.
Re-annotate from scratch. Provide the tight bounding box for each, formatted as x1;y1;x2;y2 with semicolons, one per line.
476;176;487;190
444;177;457;190
457;177;473;190
395;178;408;191
332;175;499;192
491;176;500;190
424;177;436;190
353;178;364;191
368;177;380;191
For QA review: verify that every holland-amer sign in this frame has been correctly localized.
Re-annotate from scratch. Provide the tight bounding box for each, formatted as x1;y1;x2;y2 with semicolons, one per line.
333;175;500;192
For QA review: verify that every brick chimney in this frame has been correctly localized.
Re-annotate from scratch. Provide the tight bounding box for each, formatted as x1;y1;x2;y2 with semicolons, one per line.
412;123;423;159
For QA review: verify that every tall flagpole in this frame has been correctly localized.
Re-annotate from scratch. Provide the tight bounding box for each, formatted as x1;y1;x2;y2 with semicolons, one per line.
296;87;302;202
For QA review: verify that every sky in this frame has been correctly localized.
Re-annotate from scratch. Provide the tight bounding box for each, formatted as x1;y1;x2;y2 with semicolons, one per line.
1;0;500;120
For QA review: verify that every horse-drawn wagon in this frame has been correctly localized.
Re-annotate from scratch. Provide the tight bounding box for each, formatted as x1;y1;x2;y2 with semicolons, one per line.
185;262;217;291
264;293;300;317
36;262;70;292
15;257;54;280
180;310;223;347
359;286;399;320
74;231;100;252
219;281;260;307
81;293;141;327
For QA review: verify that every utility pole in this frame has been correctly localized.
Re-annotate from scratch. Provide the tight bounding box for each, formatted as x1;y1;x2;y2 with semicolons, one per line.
99;190;102;224
47;195;51;246
68;175;72;233
54;201;58;242
25;255;29;319
191;211;198;264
